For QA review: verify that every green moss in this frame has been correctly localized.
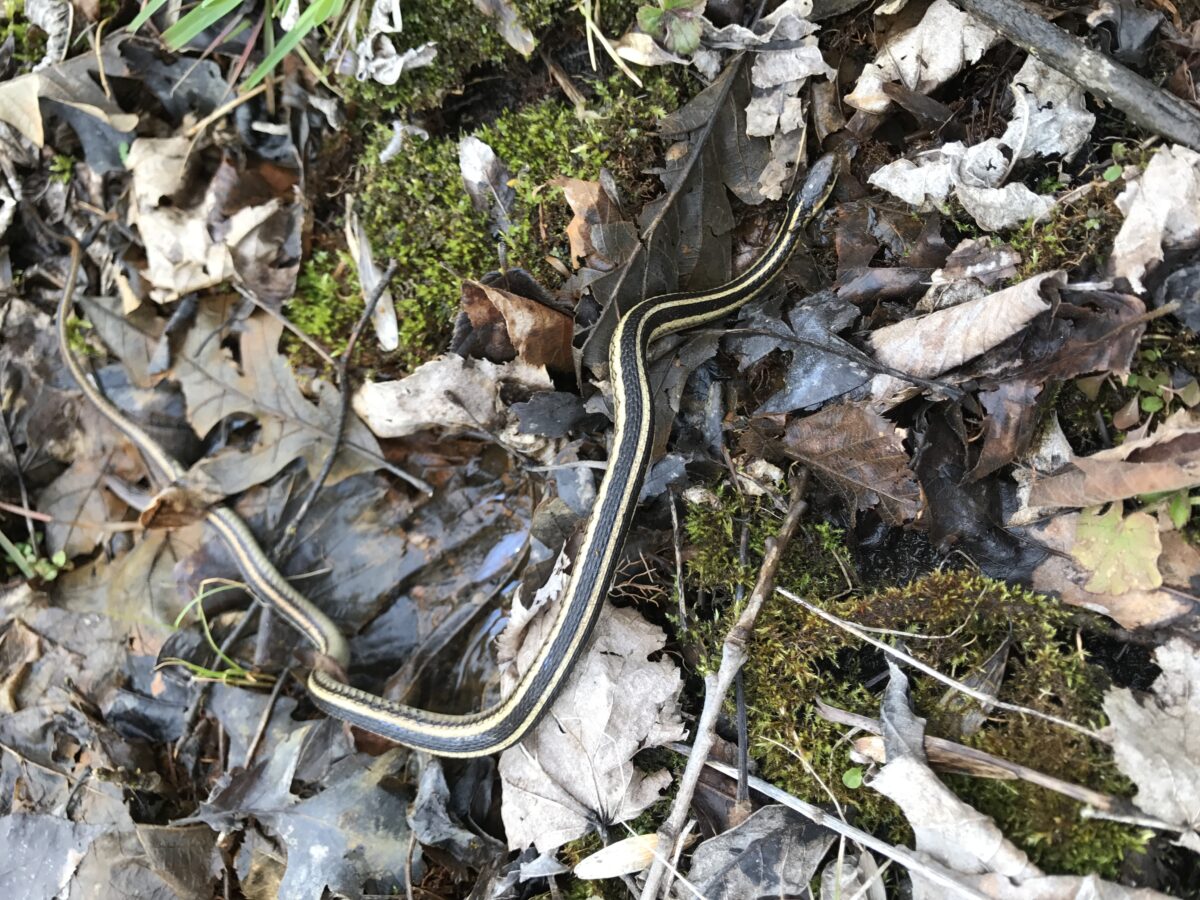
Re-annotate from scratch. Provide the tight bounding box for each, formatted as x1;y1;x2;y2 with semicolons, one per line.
358;70;681;370
2;0;48;70
343;0;642;113
683;496;1147;878
287;248;362;363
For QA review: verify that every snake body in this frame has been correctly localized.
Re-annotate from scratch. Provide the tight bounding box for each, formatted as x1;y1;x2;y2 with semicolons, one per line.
56;155;837;756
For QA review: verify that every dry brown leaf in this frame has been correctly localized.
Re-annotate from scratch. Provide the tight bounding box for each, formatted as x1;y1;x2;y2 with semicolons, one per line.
1027;410;1200;508
970;380;1042;481
551;176;626;270
870;271;1061;380
782;402;922;524
1027;514;1190;629
460;280;573;372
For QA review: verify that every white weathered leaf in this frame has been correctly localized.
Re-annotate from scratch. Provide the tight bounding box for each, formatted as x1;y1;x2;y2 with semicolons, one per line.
845;0;999;114
1104;638;1200;853
1110;145;1200;292
498;605;686;853
1000;57;1095;161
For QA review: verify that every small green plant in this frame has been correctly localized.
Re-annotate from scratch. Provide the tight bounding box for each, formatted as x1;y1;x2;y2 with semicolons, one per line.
49;154;74;184
129;0;348;89
637;0;705;55
0;531;69;581
159;580;270;687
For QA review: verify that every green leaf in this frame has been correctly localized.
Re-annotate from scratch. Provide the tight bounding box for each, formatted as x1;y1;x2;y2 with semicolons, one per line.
1168;491;1191;530
664;15;701;54
637;5;664;34
842;767;864;789
1141;395;1164;413
162;0;244;50
1071;504;1163;594
1103;164;1123;182
128;0;171;32
243;0;345;89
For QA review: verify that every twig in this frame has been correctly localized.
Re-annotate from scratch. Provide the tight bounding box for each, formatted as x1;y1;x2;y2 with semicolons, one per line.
952;0;1200;150
816;701;1134;813
671;746;992;900
243;666;290;767
640;473;809;900
776;587;1106;742
272;259;399;558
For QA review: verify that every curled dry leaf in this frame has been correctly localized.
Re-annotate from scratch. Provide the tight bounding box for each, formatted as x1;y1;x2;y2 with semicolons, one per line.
1027;410;1200;508
1000;57;1095;161
870;271;1062;380
782;402;922;525
1104;638;1200;854
1109;144;1200;293
459;279;573;372
552;176;625;271
497;572;686;853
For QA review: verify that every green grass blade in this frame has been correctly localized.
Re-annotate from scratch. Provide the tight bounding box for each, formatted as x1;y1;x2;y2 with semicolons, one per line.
162;0;245;49
127;0;172;32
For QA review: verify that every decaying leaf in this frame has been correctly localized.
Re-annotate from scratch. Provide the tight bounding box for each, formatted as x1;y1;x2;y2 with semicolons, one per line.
497;586;686;853
1104;638;1200;853
125;137;301;301
870;271;1061;380
783;402;922;524
686;805;835;899
459;136;515;238
1069;504;1163;594
869;140;1055;231
81;293;385;496
1109;144;1200;292
1000;57;1095;161
844;0;999;114
354;354;552;439
473;0;536;55
1027;410;1200;509
459;279;573;372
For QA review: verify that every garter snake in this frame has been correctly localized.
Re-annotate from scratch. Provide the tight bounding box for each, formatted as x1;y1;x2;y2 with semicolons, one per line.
54;154;838;757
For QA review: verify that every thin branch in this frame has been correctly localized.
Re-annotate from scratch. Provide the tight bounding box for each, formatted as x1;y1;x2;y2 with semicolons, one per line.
673;746;993;900
776;587;1107;742
640;473;809;900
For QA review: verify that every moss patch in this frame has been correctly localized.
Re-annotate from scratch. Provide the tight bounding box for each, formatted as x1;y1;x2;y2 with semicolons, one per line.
353;70;681;370
343;0;643;114
2;0;48;70
684;493;1148;878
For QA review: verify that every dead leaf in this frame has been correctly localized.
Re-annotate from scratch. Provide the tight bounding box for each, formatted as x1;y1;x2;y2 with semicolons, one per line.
472;0;536;55
37;454;126;557
459;279;573;372
783;402;922;524
1104;638;1200;854
845;0;999;114
686;805;835;899
1070;504;1163;594
552;176;626;270
354;354;552;439
1110;144;1200;292
1027;410;1200;508
870;271;1061;380
459;136;515;238
1000;57;1095;161
971;380;1042;481
498;590;686;853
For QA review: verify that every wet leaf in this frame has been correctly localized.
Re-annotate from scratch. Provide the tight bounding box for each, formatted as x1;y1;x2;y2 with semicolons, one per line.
686;805;835;900
783;402;922;524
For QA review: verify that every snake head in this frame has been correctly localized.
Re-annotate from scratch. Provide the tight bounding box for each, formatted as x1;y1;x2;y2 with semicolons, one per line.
794;152;841;219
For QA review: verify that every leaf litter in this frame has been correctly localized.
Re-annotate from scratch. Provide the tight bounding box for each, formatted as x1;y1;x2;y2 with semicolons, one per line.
3;0;1200;897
